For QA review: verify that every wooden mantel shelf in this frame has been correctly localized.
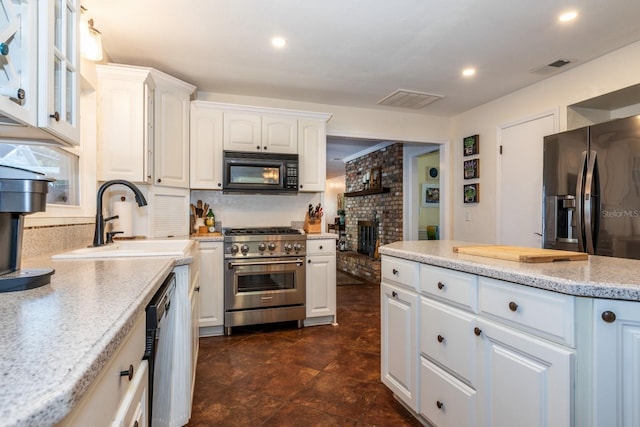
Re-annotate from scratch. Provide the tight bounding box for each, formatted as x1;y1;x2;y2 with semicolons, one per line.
344;187;391;197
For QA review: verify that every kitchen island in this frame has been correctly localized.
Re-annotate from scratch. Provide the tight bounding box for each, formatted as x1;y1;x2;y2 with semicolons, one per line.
379;240;640;427
0;240;198;427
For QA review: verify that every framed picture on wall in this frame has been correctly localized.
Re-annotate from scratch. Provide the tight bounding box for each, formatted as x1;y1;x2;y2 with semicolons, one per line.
464;159;479;179
370;167;382;189
464;183;479;203
422;183;440;207
463;134;479;156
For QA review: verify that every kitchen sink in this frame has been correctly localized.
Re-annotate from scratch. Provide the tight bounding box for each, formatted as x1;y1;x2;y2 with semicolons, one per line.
51;239;192;260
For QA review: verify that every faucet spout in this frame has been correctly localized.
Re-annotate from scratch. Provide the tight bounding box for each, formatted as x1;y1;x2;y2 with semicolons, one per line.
93;180;148;247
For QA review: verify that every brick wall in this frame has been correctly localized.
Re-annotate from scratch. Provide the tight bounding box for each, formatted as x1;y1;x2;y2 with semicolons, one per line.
337;143;403;282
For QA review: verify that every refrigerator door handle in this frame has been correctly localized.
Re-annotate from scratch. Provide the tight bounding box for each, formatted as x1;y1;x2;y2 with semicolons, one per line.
576;151;587;252
584;150;597;254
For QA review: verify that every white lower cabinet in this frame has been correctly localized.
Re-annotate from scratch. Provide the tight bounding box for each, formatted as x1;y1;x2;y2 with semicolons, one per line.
381;281;419;412
475;318;574;427
111;360;149;427
198;241;225;336
420;357;476;427
305;239;336;325
592;298;640;427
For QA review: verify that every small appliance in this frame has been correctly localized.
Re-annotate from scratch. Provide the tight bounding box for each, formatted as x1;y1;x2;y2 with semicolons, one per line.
223;151;299;194
0;165;54;292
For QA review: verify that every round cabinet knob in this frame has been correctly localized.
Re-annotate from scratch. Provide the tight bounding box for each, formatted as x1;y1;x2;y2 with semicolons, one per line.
258;243;266;252
307;259;311;264
508;301;518;312
437;334;445;343
602;311;616;323
268;242;277;251
49;111;60;122
240;244;249;254
263;146;267;150
392;269;398;275
436;400;444;410
157;178;162;183
319;245;323;250
230;245;239;254
217;182;222;187
120;364;134;381
474;327;482;336
0;42;8;55
392;291;398;298
256;145;261;150
437;282;445;290
16;88;25;100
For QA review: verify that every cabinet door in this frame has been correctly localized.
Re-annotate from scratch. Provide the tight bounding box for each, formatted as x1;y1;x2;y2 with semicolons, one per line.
297;119;326;192
190;103;223;189
476;318;574;427
198;242;224;328
38;0;80;145
381;282;419;412
153;77;192;188
262;115;298;153
0;0;37;126
223;112;261;152
593;299;640;427
306;254;336;318
97;67;153;183
111;360;148;427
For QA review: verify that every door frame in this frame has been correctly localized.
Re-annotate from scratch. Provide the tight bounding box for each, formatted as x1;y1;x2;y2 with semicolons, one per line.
495;108;559;244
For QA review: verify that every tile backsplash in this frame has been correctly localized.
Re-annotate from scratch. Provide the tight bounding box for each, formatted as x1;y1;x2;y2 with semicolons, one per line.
22;223;94;258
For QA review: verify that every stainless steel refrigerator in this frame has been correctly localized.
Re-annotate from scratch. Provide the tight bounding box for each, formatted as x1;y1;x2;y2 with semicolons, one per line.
543;115;640;260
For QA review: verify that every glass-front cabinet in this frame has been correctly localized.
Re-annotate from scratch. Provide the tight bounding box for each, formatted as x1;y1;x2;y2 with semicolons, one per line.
38;0;79;145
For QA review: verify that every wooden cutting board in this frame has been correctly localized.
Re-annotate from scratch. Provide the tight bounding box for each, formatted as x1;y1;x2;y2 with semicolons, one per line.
453;245;588;263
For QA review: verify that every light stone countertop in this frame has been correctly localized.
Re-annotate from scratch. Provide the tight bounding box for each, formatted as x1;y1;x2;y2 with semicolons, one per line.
306;233;338;240
0;240;197;427
379;240;640;301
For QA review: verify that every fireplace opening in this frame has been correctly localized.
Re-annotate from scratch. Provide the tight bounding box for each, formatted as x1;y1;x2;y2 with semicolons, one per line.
357;220;379;258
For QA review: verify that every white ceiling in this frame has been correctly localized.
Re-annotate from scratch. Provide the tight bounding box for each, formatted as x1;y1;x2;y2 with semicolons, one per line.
85;0;640;178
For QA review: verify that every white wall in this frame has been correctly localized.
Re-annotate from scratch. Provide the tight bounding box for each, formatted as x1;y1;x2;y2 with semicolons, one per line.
450;40;640;243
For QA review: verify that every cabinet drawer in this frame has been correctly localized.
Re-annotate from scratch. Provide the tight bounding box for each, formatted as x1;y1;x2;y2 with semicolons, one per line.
420;297;476;386
306;239;336;255
420;264;478;312
382;256;419;291
479;277;575;346
420;357;476;427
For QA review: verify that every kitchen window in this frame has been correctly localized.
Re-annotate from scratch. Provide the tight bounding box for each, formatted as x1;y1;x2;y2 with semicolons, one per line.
0;142;79;205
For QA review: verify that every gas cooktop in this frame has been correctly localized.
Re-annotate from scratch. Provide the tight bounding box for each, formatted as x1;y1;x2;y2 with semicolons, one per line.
223;227;304;237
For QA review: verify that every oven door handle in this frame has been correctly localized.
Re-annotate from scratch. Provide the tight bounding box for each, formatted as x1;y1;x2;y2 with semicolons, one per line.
228;259;305;268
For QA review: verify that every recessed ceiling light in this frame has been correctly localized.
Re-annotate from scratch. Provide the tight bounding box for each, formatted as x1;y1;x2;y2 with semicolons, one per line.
462;68;476;77
271;37;286;48
558;11;578;22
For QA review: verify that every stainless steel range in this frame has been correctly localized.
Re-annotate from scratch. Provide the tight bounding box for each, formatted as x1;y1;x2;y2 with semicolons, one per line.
223;227;306;335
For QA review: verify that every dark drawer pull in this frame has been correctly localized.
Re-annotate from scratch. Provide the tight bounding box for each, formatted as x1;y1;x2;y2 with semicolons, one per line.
602;311;616;323
508;301;518;312
437;282;445;290
120;364;134;381
392;268;398;275
474;327;482;336
49;111;60;122
437;334;445;343
392;291;397;298
436;400;444;410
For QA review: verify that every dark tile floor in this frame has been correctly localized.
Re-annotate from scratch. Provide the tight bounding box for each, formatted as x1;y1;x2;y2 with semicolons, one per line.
187;279;423;426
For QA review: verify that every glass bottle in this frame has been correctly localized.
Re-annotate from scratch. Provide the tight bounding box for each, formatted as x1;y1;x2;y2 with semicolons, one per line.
205;209;215;232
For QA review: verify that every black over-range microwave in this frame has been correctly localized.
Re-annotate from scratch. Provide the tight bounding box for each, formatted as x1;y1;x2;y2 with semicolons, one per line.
222;151;299;194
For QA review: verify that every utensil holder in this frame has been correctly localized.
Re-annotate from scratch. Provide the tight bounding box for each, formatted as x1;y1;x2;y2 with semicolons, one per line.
304;213;322;234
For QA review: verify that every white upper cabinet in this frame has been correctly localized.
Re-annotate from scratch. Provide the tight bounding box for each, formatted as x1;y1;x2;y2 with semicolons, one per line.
261;115;297;154
223;112;261;152
38;0;80;145
190;101;223;190
151;70;195;188
298;118;327;192
224;112;298;154
97;65;154;183
0;0;37;126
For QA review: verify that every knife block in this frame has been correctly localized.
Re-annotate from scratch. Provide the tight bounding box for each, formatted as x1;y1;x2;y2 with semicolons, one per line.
304;213;322;234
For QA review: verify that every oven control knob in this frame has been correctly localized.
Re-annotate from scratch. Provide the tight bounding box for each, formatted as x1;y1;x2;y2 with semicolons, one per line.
284;243;293;252
241;244;250;254
268;242;277;251
293;243;302;252
230;245;239;255
258;243;267;252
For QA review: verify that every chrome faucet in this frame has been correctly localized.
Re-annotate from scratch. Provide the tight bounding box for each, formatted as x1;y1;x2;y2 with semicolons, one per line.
92;180;147;247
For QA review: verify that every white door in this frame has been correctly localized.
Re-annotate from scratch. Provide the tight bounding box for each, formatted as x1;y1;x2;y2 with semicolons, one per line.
498;113;556;247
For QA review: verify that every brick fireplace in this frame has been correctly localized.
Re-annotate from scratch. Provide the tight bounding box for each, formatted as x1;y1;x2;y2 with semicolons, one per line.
336;143;403;283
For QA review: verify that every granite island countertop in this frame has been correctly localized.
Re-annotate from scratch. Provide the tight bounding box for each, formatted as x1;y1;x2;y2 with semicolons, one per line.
379;240;640;301
0;240;198;427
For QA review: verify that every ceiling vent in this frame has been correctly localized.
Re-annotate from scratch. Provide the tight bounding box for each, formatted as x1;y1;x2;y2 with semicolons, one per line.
377;89;444;109
530;59;574;75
